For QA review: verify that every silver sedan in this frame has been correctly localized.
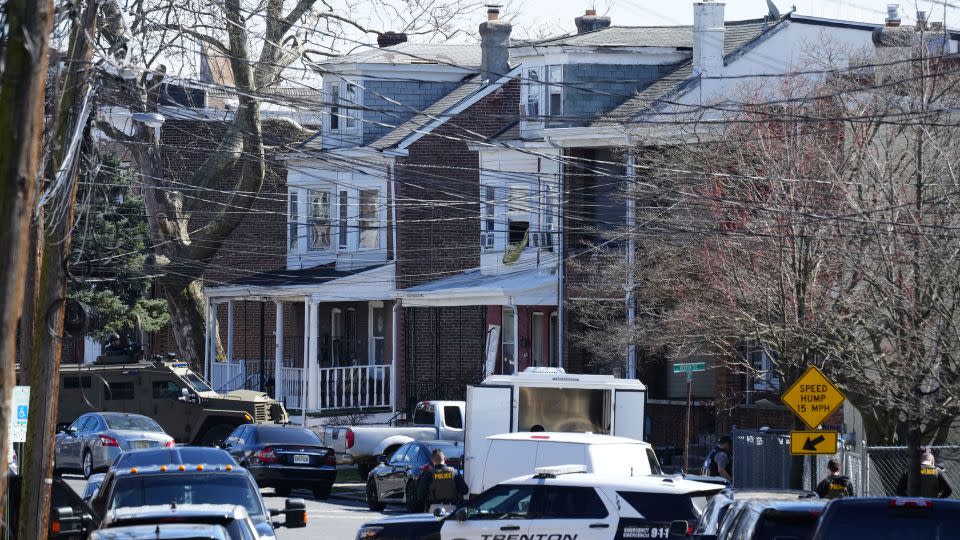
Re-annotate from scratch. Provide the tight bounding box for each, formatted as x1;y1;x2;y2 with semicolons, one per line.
54;412;174;478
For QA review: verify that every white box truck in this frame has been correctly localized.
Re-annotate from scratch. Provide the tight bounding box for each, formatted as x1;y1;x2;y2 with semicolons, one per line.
464;367;647;495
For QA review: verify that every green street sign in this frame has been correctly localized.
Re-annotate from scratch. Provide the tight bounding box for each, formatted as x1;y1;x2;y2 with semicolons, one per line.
673;362;706;374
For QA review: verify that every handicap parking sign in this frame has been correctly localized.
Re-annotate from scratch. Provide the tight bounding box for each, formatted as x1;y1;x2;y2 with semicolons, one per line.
9;386;29;442
16;405;28;422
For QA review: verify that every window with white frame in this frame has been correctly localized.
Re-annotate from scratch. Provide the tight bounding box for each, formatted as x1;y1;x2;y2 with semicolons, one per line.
328;81;359;131
331;308;343;366
507;184;531;246
502;307;516;375
531;312;545;367
308;190;332;250
288;191;299;251
524;68;541;121
547;65;562;126
369;303;385;366
538;182;558;250
358;189;380;249
481;185;497;250
523;65;562;129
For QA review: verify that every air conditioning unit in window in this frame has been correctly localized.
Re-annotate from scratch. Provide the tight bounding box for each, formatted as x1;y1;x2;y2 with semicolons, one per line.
480;232;495;249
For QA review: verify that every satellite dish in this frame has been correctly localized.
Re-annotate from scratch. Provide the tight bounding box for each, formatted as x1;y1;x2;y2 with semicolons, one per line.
767;0;781;19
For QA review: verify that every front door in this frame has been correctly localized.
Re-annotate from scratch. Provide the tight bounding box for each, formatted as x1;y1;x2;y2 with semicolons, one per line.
441;484;533;540
525;485;617;540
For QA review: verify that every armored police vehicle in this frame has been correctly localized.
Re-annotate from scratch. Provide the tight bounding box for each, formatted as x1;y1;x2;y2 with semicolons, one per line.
55;350;288;446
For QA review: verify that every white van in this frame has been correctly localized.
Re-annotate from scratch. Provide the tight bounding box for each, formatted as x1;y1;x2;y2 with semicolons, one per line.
468;432;661;495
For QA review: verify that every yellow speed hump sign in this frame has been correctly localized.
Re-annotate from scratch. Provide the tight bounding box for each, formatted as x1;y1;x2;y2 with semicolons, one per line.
790;430;839;455
781;365;845;429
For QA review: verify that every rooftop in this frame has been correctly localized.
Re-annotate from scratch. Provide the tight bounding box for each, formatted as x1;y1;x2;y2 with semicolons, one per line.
317;43;481;68
521;18;773;51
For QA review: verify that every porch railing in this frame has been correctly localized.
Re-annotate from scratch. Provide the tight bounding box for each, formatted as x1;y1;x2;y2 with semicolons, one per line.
319;365;391;410
278;366;304;409
211;361;246;392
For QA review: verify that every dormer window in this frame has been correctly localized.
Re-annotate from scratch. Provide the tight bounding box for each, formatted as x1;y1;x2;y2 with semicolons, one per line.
522;65;562;130
327;81;359;131
308;190;333;250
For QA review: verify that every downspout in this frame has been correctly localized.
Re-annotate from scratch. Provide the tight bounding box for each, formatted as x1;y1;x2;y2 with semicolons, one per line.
626;143;637;379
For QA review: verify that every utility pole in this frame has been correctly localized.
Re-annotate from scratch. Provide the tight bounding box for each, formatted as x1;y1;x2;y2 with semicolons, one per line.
18;1;97;537
0;0;55;514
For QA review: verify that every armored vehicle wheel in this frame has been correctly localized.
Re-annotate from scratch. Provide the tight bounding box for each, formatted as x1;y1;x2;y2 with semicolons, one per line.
199;423;235;447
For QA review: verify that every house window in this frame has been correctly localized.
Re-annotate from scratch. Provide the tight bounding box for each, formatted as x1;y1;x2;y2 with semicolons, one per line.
344;83;358;129
502;307;516;375
507;185;531;245
525;68;541;121
308;190;332;250
531;312;545;367
481;185;497;250
329;84;340;130
748;343;780;392
359;189;380;249
328;82;358;131
549;311;559;367
288;191;299;251
338;190;349;249
547;65;562;126
541;183;558;249
370;303;385;365
331;308;343;366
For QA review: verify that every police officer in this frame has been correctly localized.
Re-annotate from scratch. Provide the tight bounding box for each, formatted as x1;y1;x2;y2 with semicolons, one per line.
815;459;854;499
104;334;123;353
703;436;733;481
896;450;953;498
415;449;468;514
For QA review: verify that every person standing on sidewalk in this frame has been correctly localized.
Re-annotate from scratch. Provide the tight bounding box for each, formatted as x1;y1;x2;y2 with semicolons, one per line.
816;459;854;499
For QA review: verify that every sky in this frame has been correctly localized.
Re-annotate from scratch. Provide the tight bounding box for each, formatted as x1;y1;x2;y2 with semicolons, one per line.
509;0;960;37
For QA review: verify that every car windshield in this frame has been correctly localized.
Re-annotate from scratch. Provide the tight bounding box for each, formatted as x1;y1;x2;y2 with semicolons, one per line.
821;506;960;539
182;371;213;393
108;474;265;519
257;428;320;445
104;415;163;432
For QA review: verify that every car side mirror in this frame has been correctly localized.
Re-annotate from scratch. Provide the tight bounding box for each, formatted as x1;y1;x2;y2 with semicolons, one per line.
668;520;689;538
454;507;468;522
50;507;82;537
271;498;307;528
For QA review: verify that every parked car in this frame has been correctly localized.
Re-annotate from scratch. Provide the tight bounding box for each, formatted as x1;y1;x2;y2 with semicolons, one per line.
54;412;174;478
355;464;724;540
366;440;464;512
694;489;818;538
89;460;306;538
83;473;106;503
811;497;960;540
324;400;465;480
5;473;100;539
223;424;337;498
469;432;661;495
711;499;827;540
100;504;262;540
89;524;231;540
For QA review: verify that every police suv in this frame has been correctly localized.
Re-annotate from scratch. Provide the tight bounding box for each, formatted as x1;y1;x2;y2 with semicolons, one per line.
356;465;724;540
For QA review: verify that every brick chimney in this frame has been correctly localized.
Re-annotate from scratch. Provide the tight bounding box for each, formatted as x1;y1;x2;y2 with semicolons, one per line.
575;8;612;34
479;5;511;83
693;1;725;78
377;31;407;48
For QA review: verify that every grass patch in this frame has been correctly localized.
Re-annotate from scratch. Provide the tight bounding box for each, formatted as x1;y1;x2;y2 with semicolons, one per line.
337;468;362;484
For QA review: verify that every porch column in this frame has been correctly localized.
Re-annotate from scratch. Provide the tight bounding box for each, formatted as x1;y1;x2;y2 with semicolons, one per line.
300;296;310;424
511;301;519;373
391;302;399;413
306;299;320;413
226;300;235;363
204;299;214;377
274;301;283;401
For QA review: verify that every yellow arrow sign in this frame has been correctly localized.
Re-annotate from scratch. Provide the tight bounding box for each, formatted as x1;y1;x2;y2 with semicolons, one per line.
781;365;845;429
790;430;839;455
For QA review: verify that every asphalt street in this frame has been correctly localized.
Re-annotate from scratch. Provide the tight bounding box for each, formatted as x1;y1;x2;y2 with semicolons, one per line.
63;473;407;540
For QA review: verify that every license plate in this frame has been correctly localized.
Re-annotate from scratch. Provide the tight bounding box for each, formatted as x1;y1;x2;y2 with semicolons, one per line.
293;454;310;464
133;441;151;449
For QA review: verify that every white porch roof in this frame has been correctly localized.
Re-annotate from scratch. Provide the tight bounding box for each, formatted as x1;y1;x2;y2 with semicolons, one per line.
399;268;558;307
204;263;396;302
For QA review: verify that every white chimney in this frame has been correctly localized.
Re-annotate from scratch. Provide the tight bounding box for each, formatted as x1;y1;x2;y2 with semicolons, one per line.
693;1;725;78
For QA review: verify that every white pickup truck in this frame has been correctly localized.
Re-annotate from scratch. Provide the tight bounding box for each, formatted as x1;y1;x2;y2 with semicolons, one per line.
322;400;464;479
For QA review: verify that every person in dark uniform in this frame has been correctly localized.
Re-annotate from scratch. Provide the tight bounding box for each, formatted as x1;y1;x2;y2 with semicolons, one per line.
415;449;468;514
896;450;953;498
104;334;123;353
704;436;733;481
815;458;854;499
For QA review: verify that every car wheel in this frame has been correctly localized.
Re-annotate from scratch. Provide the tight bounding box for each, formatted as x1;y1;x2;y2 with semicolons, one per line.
275;486;291;497
356;463;372;481
405;481;420;513
313;485;332;499
81;451;93;479
366;479;385;511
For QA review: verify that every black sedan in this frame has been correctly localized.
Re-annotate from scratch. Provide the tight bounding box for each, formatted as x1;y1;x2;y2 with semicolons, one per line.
222;424;337;498
366;440;464;512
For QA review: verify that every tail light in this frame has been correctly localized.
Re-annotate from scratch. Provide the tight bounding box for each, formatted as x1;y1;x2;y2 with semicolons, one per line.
345;429;355;450
99;435;120;447
253;447;278;464
324;450;337;467
890;498;933;508
165;440;176;448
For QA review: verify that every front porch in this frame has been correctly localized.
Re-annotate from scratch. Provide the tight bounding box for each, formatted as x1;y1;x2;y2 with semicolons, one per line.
203;263;397;414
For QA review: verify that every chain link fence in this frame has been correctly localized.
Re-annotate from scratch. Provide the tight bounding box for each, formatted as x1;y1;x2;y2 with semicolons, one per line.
731;428;960;498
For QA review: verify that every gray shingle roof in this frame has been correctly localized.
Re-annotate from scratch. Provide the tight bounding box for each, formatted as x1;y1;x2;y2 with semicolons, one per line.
525;26;695;49
370;75;488;150
594;18;779;125
318;43;481;68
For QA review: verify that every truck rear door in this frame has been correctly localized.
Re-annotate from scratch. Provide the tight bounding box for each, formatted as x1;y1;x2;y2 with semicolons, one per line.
613;389;646;441
464;385;512;495
323;426;349;455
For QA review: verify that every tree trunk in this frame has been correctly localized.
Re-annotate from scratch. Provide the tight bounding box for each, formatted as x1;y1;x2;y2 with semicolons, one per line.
18;212;43;385
158;275;208;368
0;0;54;517
905;426;923;497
